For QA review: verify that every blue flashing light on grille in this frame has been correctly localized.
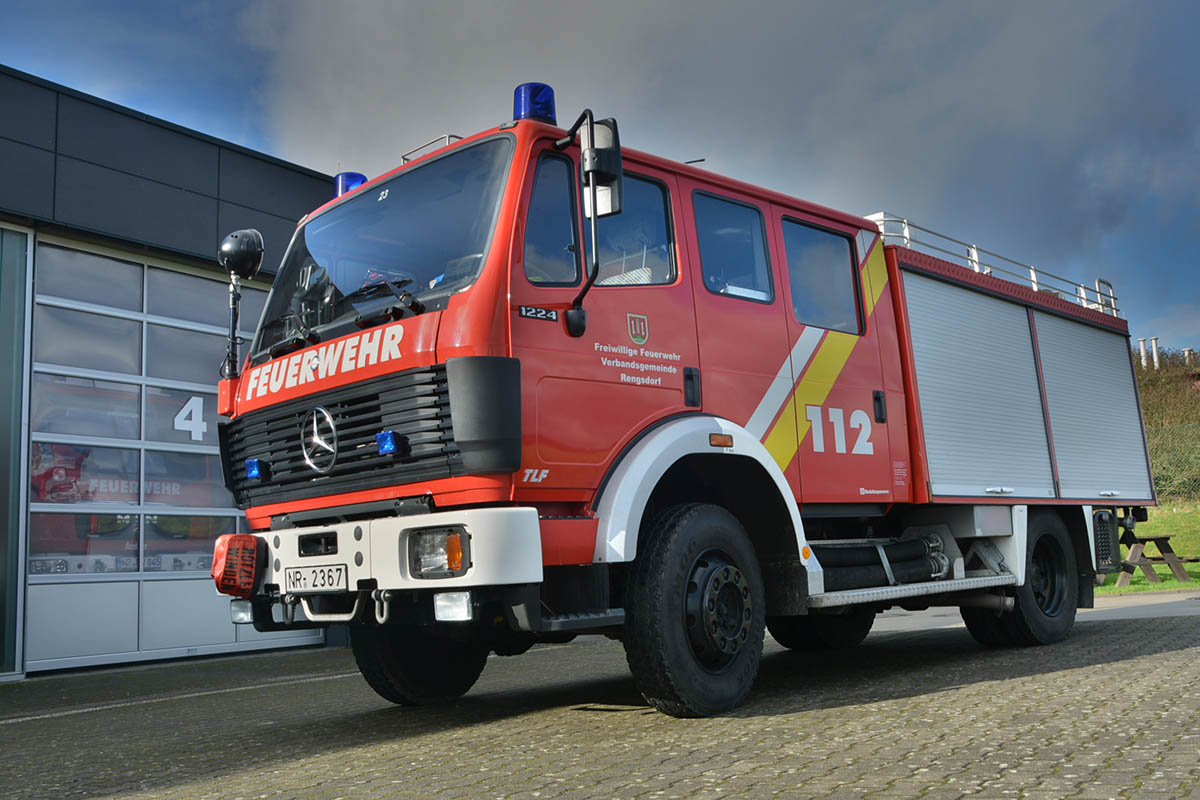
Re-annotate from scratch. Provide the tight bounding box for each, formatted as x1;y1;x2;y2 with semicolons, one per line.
376;430;398;455
513;82;556;125
334;171;368;197
245;458;262;479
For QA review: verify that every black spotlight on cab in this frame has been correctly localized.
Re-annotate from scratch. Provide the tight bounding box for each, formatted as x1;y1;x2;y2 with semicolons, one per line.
217;229;264;379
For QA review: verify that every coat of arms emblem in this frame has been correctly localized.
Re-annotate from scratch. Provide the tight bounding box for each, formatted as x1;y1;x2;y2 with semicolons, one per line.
627;313;649;346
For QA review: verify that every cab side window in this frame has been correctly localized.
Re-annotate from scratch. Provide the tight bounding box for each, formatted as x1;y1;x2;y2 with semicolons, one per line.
524;154;580;285
693;192;773;302
587;175;674;286
782;219;861;334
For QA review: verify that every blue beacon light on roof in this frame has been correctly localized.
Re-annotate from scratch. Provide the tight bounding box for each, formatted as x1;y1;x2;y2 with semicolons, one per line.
513;82;556;125
334;171;368;197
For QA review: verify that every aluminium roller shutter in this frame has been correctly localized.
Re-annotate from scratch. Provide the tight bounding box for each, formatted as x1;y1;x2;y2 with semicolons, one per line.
903;272;1055;498
1033;310;1153;501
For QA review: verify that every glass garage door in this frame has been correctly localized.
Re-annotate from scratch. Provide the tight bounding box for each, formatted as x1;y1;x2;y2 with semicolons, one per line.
24;237;320;670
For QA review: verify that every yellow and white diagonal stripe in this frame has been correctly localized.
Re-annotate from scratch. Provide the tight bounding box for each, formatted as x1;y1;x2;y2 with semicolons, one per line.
746;233;889;472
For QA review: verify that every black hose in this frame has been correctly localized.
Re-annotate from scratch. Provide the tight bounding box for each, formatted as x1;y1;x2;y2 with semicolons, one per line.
811;538;931;568
822;556;941;592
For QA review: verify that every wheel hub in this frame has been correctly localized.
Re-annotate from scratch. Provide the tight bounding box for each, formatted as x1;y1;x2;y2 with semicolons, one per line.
685;551;752;672
1031;537;1066;616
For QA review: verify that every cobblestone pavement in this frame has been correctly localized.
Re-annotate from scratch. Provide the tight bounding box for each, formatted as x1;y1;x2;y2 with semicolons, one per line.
3;597;1200;800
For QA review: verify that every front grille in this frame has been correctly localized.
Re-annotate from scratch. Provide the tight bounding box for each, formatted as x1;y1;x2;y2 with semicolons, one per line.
220;366;463;508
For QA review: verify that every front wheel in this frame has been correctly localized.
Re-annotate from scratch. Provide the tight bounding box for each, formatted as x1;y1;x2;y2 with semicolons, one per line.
623;503;766;718
350;624;488;706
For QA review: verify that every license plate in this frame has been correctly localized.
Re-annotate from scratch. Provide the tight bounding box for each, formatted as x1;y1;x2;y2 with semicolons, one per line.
284;564;348;594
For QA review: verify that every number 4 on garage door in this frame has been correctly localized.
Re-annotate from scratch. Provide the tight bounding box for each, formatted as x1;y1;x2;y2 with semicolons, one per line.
174;396;209;442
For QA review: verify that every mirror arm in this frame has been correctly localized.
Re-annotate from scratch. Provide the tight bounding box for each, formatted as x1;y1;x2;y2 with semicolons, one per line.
565;110;601;338
555;109;593;150
221;274;243;379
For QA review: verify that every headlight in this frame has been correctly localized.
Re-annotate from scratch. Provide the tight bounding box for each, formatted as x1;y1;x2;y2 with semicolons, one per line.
408;526;470;578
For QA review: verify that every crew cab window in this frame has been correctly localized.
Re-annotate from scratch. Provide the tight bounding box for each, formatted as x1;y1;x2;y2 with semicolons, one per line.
694;192;773;302
587;174;674;286
782;219;861;334
524;154;580;285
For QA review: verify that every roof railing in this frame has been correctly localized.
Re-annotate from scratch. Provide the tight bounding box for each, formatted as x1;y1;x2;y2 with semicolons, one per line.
866;212;1120;317
400;134;463;164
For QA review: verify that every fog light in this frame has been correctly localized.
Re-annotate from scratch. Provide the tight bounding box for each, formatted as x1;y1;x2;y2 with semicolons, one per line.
376;430;398;455
434;591;473;622
230;598;254;624
409;527;470;578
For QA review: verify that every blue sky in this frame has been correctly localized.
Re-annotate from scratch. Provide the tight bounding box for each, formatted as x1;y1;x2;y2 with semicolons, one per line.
2;0;1197;349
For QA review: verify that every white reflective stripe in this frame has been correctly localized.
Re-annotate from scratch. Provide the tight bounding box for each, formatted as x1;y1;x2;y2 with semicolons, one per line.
745;326;824;440
858;230;879;266
592;415;819;593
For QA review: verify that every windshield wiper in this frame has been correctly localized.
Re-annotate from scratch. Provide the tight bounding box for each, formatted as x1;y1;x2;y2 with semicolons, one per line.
346;279;425;326
263;312;322;359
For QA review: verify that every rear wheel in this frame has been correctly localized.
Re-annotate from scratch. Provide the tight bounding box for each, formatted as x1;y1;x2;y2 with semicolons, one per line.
767;607;875;650
960;511;1077;648
624;503;766;717
960;606;1013;646
350;624;488;705
1003;511;1077;645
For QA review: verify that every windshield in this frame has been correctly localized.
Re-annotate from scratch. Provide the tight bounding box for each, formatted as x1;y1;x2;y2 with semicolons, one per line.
251;137;514;359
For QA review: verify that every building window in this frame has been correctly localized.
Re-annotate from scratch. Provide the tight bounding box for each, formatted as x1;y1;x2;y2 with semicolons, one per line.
694;192;773;302
27;240;267;577
782;219;861;334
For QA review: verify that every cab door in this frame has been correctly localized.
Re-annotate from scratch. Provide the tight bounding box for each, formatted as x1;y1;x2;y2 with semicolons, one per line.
509;145;699;499
677;180;800;497
768;207;894;504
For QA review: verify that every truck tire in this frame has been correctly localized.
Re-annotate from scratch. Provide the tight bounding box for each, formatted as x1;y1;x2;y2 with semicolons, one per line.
960;606;1013;646
1002;511;1078;645
767;607;875;651
624;503;766;717
350;624;488;706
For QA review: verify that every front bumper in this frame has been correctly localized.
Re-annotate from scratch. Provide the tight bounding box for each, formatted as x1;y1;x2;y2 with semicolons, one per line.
258;506;543;595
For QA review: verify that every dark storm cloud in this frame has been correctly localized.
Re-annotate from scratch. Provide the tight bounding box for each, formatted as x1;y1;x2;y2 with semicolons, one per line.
243;0;1199;342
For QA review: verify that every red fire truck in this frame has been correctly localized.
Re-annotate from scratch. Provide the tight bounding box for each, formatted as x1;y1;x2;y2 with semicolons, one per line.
211;83;1152;717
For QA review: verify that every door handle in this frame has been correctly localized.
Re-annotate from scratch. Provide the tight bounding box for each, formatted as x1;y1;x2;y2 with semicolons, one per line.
873;390;887;423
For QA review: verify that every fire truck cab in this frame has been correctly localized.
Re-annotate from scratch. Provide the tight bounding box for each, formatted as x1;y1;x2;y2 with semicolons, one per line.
211;83;1152;717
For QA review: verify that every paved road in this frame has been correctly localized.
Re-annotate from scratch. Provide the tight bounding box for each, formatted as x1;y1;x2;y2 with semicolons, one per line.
3;592;1200;800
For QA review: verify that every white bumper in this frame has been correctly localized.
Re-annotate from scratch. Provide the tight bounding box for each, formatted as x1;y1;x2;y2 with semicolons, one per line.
260;507;543;593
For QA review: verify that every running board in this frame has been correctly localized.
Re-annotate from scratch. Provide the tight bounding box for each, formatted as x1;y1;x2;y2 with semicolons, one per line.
807;574;1017;608
540;609;625;632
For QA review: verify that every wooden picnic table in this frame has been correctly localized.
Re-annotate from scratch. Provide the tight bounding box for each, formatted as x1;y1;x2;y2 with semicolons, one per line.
1114;530;1194;587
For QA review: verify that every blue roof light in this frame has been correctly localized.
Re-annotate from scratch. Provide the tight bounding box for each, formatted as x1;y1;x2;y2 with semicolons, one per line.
513;82;556;125
335;171;368;197
245;458;262;480
376;430;398;456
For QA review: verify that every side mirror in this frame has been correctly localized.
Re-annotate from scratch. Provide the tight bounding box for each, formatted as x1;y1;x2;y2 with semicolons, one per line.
218;229;264;280
580;118;622;219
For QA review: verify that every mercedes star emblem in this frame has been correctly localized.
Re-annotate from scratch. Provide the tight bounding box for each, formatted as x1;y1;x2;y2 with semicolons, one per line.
301;407;338;473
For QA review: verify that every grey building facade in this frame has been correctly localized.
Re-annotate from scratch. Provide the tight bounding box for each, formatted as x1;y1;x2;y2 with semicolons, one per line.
0;64;336;677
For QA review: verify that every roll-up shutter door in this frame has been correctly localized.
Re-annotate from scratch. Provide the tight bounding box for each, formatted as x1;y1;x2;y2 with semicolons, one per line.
1033;311;1153;501
903;272;1055;498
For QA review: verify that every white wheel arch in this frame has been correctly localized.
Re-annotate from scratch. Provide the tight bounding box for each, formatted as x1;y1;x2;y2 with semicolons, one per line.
591;415;823;593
